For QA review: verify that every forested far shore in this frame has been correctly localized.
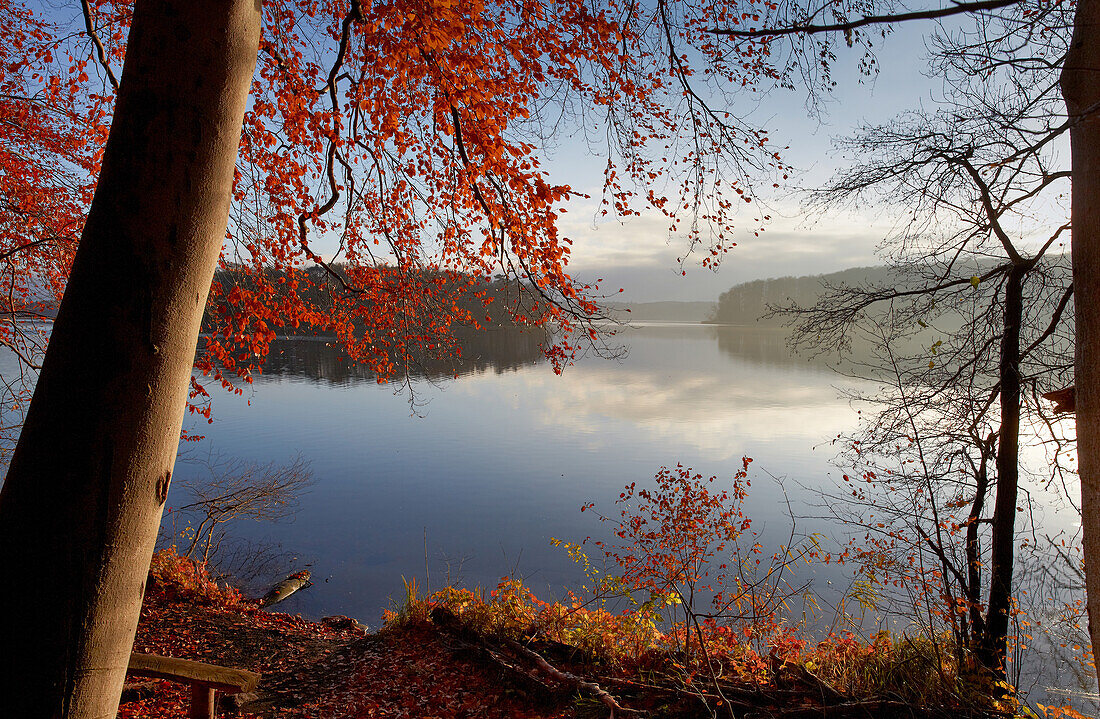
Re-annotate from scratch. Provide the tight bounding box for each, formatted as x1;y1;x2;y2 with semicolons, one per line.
709;256;1073;328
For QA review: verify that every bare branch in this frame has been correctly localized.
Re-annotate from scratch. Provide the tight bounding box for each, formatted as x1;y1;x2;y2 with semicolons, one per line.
709;0;1025;38
80;0;120;91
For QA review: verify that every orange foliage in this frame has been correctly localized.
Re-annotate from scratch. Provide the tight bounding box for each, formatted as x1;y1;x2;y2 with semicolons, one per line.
577;459;819;653
590;460;756;602
1039;705;1090;719
3;0;787;401
401;574;989;707
0;1;113;362
434;578;667;661
145;547;244;608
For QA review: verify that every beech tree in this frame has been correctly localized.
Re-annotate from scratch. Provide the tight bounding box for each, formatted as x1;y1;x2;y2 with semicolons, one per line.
0;0;786;716
0;1;263;716
1061;0;1100;691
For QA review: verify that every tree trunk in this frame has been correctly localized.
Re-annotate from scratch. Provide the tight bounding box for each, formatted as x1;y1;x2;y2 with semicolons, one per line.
979;263;1025;675
964;436;991;646
0;1;261;717
1062;0;1100;690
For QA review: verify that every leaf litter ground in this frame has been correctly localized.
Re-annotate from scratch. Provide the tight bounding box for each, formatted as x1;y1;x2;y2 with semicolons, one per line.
123;591;580;719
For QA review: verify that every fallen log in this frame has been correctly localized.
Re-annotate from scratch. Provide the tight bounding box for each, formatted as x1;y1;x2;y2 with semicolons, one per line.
773;660;846;705
602;674;762;714
429;607;557;702
429;606;644;716
502;637;646;717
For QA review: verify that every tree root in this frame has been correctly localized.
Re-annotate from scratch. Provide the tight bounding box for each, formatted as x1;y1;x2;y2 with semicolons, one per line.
501;637;647;717
429;607;643;716
429;607;558;702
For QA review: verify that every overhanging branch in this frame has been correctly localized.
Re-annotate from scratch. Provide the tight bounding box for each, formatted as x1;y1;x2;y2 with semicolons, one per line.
708;0;1025;38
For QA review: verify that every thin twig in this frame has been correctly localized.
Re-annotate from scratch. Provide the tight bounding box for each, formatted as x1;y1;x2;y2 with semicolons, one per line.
80;0;120;91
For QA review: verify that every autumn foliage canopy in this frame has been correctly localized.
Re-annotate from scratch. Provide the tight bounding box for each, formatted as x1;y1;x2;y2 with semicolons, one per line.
2;0;785;399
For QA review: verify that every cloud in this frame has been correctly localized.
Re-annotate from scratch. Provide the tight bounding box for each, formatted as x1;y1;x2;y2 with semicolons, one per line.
554;197;890;301
453;350;866;459
555;206;679;271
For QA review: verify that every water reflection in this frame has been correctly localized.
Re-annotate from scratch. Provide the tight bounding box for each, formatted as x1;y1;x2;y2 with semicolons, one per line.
714;326;805;366
253;325;814;387
256;327;549;385
189;323;866;622
173;323;1093;711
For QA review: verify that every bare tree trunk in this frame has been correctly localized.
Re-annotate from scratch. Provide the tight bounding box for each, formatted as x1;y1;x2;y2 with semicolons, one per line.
964;436;992;646
0;1;261;717
980;264;1025;675
1062;0;1100;690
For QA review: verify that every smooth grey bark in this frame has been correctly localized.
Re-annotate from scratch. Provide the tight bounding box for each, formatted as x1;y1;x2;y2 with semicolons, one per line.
0;1;261;716
1063;0;1100;688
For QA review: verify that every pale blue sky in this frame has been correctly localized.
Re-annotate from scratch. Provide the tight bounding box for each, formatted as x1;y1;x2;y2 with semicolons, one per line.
555;24;945;302
49;2;974;303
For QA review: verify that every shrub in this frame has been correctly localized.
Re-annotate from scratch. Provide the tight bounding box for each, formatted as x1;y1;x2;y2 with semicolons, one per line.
146;547;244;608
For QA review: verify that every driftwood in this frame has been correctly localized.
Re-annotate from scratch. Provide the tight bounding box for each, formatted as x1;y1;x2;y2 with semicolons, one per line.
260;570;312;608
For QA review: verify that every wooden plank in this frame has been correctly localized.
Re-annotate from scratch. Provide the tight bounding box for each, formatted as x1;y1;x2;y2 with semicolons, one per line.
128;652;260;693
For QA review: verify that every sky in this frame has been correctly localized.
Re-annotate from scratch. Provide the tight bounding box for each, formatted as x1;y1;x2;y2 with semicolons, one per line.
43;2;966;304
210;12;958;304
550;26;943;303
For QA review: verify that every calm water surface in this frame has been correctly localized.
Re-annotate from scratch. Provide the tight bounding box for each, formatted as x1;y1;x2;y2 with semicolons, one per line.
0;320;1092;705
162;323;1092;708
174;324;867;622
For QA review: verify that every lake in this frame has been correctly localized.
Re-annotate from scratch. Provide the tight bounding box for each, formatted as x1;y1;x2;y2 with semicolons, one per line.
172;324;870;621
3;320;1091;706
